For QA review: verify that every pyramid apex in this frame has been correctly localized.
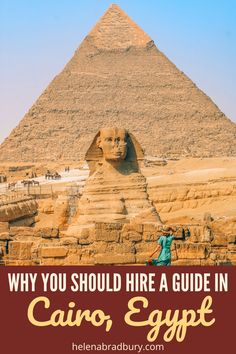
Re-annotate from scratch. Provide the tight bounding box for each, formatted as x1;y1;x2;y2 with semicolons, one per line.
87;4;152;50
109;3;120;8
107;3;127;12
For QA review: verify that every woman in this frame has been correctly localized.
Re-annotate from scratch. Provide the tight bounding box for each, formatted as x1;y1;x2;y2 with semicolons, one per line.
147;227;176;266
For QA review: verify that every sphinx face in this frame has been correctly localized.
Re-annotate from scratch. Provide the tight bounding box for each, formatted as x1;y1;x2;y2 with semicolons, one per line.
97;128;128;161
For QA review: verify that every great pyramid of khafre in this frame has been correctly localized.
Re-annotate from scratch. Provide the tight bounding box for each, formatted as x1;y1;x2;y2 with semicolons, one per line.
1;3;236;162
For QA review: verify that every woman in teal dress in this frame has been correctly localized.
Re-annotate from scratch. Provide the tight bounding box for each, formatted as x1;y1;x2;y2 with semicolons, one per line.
148;227;175;266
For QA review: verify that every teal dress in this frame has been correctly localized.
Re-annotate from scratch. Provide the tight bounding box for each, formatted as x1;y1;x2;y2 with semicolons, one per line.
153;235;174;266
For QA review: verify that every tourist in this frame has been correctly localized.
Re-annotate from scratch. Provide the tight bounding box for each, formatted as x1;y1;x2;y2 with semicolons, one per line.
147;227;176;266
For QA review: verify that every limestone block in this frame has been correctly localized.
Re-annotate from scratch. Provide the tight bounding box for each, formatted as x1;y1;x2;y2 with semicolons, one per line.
39;227;59;239
5;260;34;266
80;254;95;265
10;216;36;227
80;228;90;238
211;247;228;255
96;222;123;231
9;241;33;260
95;223;121;242
65;254;81;265
95;253;135;264
41;247;68;258
213;251;228;263
126;223;143;234
79;238;92;245
176;243;209;259
107;241;134;254
68;247;82;255
78;228;93;245
0;232;11;240
60;237;79;246
0;199;38;222
121;231;142;242
135;242;157;254
212;234;228;246
0;222;9;233
93;242;108;254
10;227;37;238
143;223;161;233
41;258;66;265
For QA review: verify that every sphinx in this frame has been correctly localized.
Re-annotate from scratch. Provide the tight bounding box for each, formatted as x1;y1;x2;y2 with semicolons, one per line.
67;128;162;234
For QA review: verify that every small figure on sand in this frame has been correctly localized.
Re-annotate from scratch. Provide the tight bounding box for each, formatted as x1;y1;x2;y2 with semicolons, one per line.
147;227;177;266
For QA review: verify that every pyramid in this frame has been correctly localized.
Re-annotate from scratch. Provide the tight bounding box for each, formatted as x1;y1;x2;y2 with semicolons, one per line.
1;3;236;162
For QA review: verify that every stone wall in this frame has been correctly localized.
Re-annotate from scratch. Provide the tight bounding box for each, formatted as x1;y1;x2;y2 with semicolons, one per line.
2;220;235;266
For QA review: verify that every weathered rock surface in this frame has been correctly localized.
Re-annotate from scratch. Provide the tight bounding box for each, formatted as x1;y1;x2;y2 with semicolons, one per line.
0;4;235;162
66;128;162;234
0;198;38;222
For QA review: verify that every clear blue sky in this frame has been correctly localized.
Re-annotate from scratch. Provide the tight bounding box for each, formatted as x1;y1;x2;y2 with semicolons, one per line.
0;0;236;144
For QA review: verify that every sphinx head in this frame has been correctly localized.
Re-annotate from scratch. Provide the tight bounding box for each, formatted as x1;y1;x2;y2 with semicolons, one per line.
85;127;144;175
96;128;128;161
